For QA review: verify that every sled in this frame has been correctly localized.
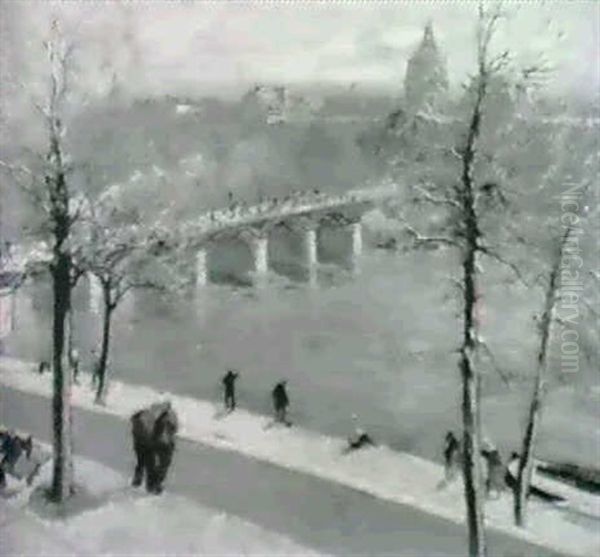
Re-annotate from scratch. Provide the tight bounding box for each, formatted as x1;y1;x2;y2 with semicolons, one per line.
536;459;600;495
508;459;600;518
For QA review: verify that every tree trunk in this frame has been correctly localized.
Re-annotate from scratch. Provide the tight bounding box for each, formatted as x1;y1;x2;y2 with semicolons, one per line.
43;30;76;504
514;374;543;526
50;250;73;502
461;244;487;557
48;126;74;502
457;66;487;555
67;304;74;363
514;238;563;526
95;286;112;404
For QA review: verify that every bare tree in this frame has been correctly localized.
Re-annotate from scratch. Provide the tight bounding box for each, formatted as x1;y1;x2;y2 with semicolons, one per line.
0;21;96;502
72;190;181;403
452;11;499;553
370;6;539;555
26;23;77;502
513;228;567;526
512;119;597;525
37;23;78;503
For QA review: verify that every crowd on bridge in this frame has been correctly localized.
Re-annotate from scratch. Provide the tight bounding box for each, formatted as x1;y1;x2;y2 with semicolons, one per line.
200;187;366;229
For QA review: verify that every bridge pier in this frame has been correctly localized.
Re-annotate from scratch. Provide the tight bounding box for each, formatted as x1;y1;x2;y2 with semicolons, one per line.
351;221;363;258
251;236;269;283
196;248;208;287
304;228;318;286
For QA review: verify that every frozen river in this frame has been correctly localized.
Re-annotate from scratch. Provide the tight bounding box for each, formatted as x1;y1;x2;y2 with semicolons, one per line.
6;248;599;468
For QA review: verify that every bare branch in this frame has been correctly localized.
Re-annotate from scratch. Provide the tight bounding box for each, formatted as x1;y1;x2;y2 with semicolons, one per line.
0;159;35;179
394;212;460;250
488;49;511;73
450;147;463;161
412;183;461;209
477;338;511;388
32;98;52;126
478;244;529;287
116;278;165;306
446;276;465;293
552;315;564;327
0;159;51;213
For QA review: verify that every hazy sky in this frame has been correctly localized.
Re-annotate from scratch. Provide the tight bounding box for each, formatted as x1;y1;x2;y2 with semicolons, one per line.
1;0;598;101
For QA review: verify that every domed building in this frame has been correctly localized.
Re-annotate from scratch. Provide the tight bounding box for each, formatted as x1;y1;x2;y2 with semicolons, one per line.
404;23;449;112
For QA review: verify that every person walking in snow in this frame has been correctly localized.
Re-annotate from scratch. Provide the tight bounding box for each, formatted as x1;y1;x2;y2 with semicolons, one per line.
443;431;461;482
272;380;290;425
91;349;101;388
481;447;506;498
222;370;239;412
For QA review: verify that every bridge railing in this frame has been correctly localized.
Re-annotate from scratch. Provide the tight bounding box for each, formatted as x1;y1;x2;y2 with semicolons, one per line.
182;183;399;241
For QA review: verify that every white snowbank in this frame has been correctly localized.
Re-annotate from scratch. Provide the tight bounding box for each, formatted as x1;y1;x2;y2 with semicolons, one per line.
1;452;324;557
1;356;599;557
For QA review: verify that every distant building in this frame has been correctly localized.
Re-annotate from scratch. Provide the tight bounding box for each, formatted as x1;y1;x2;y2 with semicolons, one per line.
404;22;449;112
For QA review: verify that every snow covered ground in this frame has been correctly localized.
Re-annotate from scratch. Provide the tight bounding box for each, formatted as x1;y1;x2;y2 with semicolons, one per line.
1;451;325;557
2;356;599;557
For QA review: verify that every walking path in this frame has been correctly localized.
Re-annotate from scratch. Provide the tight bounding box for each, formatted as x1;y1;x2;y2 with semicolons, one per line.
2;357;598;556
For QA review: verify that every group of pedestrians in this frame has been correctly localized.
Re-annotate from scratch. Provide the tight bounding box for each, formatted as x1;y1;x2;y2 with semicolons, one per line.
38;348;103;388
443;431;507;496
221;370;375;449
222;370;291;426
441;431;564;503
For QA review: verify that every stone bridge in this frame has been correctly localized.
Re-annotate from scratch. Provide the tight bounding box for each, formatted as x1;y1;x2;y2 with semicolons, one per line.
181;184;399;286
3;184;399;321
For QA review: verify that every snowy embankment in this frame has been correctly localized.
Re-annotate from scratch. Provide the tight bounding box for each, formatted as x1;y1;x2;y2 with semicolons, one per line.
2;356;599;557
1;451;325;557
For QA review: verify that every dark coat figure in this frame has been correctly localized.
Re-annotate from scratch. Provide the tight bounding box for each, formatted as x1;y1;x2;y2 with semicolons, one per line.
222;370;239;411
0;432;32;487
91;353;101;389
130;401;178;494
443;431;461;482
481;448;506;497
346;429;376;452
38;360;50;374
349;433;375;449
272;381;290;424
